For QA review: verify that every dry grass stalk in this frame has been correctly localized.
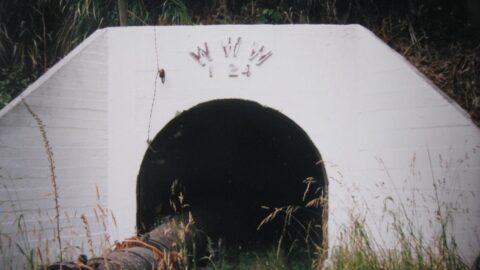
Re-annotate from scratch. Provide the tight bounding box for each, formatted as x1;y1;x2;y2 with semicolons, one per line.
258;176;326;264
325;151;472;270
22;99;63;261
93;185;111;248
80;214;95;257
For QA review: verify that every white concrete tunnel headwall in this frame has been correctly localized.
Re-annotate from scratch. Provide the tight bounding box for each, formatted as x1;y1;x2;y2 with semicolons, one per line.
0;25;479;265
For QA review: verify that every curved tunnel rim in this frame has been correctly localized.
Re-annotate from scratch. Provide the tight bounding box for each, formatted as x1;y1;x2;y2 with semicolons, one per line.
136;98;329;246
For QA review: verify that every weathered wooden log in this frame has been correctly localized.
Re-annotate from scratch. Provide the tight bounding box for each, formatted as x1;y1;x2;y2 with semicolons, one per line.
46;220;183;270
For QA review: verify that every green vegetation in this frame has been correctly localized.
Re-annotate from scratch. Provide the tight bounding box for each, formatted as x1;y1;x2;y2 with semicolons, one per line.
209;247;312;270
329;215;468;270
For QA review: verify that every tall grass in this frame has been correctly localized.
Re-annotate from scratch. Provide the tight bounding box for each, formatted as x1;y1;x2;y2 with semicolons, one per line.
2;102;477;269
0;178;35;269
328;208;469;270
254;156;476;270
22;100;62;261
0;102;116;269
322;155;474;270
2;170;476;269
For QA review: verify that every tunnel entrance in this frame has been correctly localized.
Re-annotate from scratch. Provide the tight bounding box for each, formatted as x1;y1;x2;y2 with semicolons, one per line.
137;99;327;248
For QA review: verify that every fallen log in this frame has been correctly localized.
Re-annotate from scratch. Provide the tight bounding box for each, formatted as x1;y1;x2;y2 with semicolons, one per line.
46;220;185;270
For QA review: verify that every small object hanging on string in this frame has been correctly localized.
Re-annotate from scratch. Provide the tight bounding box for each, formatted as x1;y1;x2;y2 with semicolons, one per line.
158;68;166;84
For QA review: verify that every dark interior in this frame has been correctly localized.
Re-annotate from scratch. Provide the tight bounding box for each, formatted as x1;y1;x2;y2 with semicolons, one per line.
137;99;327;248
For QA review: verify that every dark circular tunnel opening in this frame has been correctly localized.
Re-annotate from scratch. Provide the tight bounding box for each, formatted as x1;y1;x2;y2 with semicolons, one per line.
137;99;327;248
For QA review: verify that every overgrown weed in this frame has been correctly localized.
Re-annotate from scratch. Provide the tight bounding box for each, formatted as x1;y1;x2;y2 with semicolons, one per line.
329;209;469;270
324;154;474;270
1;102;477;269
0;103;115;269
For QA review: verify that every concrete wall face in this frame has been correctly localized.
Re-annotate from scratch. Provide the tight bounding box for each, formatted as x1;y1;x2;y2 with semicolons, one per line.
108;25;480;262
341;29;480;254
0;31;109;266
1;25;479;265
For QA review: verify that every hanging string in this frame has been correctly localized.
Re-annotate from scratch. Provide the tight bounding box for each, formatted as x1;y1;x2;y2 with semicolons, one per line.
147;25;161;144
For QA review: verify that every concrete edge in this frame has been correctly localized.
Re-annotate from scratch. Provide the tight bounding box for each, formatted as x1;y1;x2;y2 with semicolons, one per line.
0;28;107;118
352;24;477;127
